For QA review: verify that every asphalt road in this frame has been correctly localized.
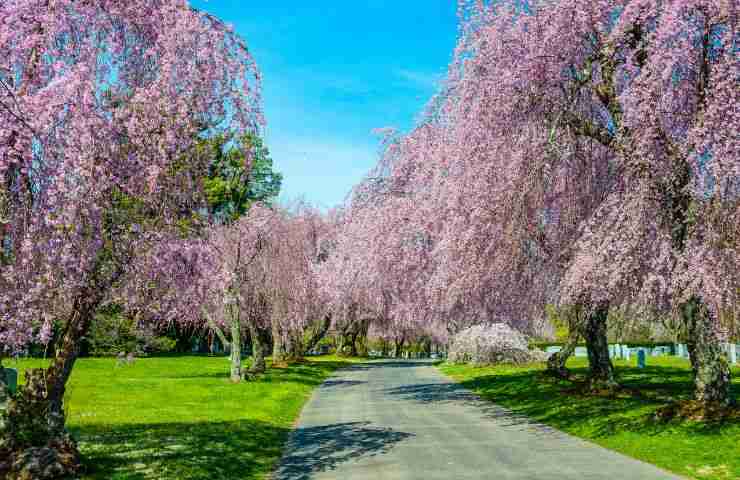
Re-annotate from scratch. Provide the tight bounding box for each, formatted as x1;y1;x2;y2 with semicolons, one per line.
274;359;681;480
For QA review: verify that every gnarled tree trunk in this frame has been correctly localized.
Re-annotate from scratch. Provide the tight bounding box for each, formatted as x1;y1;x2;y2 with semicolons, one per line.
683;297;733;407
303;313;332;355
546;329;580;379
1;285;102;479
583;303;617;390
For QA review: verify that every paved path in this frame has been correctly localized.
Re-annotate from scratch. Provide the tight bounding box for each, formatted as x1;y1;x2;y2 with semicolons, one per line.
275;359;681;480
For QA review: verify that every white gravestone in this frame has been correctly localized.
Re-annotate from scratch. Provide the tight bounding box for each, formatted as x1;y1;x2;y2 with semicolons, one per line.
621;345;630;361
728;344;737;365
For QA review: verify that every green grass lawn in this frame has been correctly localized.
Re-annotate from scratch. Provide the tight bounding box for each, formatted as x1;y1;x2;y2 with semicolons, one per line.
440;357;740;480
7;354;357;480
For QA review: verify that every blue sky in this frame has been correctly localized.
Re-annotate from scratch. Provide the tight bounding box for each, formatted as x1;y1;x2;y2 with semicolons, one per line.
192;1;459;208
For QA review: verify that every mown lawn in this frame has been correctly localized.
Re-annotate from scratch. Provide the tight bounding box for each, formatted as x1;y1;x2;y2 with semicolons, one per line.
8;354;357;480
440;357;740;480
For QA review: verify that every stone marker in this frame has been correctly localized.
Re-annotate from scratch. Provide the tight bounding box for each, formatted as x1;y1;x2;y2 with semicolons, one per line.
637;349;646;368
622;345;630;361
3;368;18;394
574;346;588;357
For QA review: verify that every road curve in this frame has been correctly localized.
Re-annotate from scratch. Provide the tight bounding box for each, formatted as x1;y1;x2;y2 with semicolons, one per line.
274;359;681;480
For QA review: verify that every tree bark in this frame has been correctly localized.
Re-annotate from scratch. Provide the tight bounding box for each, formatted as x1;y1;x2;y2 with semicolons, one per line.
271;320;290;365
303;313;332;354
336;324;359;357
46;288;104;416
583;303;617;389
380;339;389;357
547;305;584;379
0;282;102;479
546;330;580;379
248;324;267;374
393;336;405;358
229;311;242;383
683;297;733;406
354;319;369;357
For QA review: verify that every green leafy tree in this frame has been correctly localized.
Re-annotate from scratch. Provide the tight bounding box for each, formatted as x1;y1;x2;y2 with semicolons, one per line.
203;132;282;224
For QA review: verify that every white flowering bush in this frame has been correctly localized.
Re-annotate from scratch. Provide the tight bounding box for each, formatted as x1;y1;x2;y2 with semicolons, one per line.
448;323;548;366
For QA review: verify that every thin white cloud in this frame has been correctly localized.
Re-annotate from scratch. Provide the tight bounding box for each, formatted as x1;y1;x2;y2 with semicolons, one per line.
394;68;444;90
267;135;379;209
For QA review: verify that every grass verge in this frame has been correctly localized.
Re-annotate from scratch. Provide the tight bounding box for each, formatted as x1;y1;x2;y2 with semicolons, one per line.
439;357;740;480
8;354;358;479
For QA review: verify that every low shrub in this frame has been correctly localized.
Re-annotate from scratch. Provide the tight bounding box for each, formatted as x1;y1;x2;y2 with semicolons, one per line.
448;323;548;366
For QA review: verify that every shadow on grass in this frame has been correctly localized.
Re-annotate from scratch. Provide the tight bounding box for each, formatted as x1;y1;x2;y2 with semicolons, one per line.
163;361;354;386
74;419;289;480
274;422;413;480
446;365;740;439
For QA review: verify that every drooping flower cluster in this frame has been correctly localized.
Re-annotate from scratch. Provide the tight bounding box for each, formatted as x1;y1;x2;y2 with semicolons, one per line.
322;0;737;382
0;0;262;354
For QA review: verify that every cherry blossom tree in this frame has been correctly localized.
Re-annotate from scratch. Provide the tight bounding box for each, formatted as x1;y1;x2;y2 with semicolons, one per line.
428;0;737;402
127;206;279;382
323;0;736;409
262;203;331;363
0;0;261;474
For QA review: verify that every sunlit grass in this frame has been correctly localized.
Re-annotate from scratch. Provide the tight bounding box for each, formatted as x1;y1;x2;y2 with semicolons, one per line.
9;354;356;479
440;357;740;480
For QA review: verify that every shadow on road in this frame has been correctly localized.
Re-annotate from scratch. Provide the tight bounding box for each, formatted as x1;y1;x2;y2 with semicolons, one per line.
384;382;477;403
275;422;414;480
344;360;440;370
384;381;568;439
319;379;368;388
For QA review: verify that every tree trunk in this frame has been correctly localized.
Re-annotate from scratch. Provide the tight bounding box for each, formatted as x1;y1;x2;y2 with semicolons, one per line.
546;329;580;379
0;287;101;479
583;303;617;390
287;331;305;362
249;324;267;374
393;337;405;358
683;297;733;407
303;314;332;354
229;312;242;383
344;331;359;357
422;338;432;358
352;320;369;357
380;340;389;357
271;320;290;365
336;326;358;357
